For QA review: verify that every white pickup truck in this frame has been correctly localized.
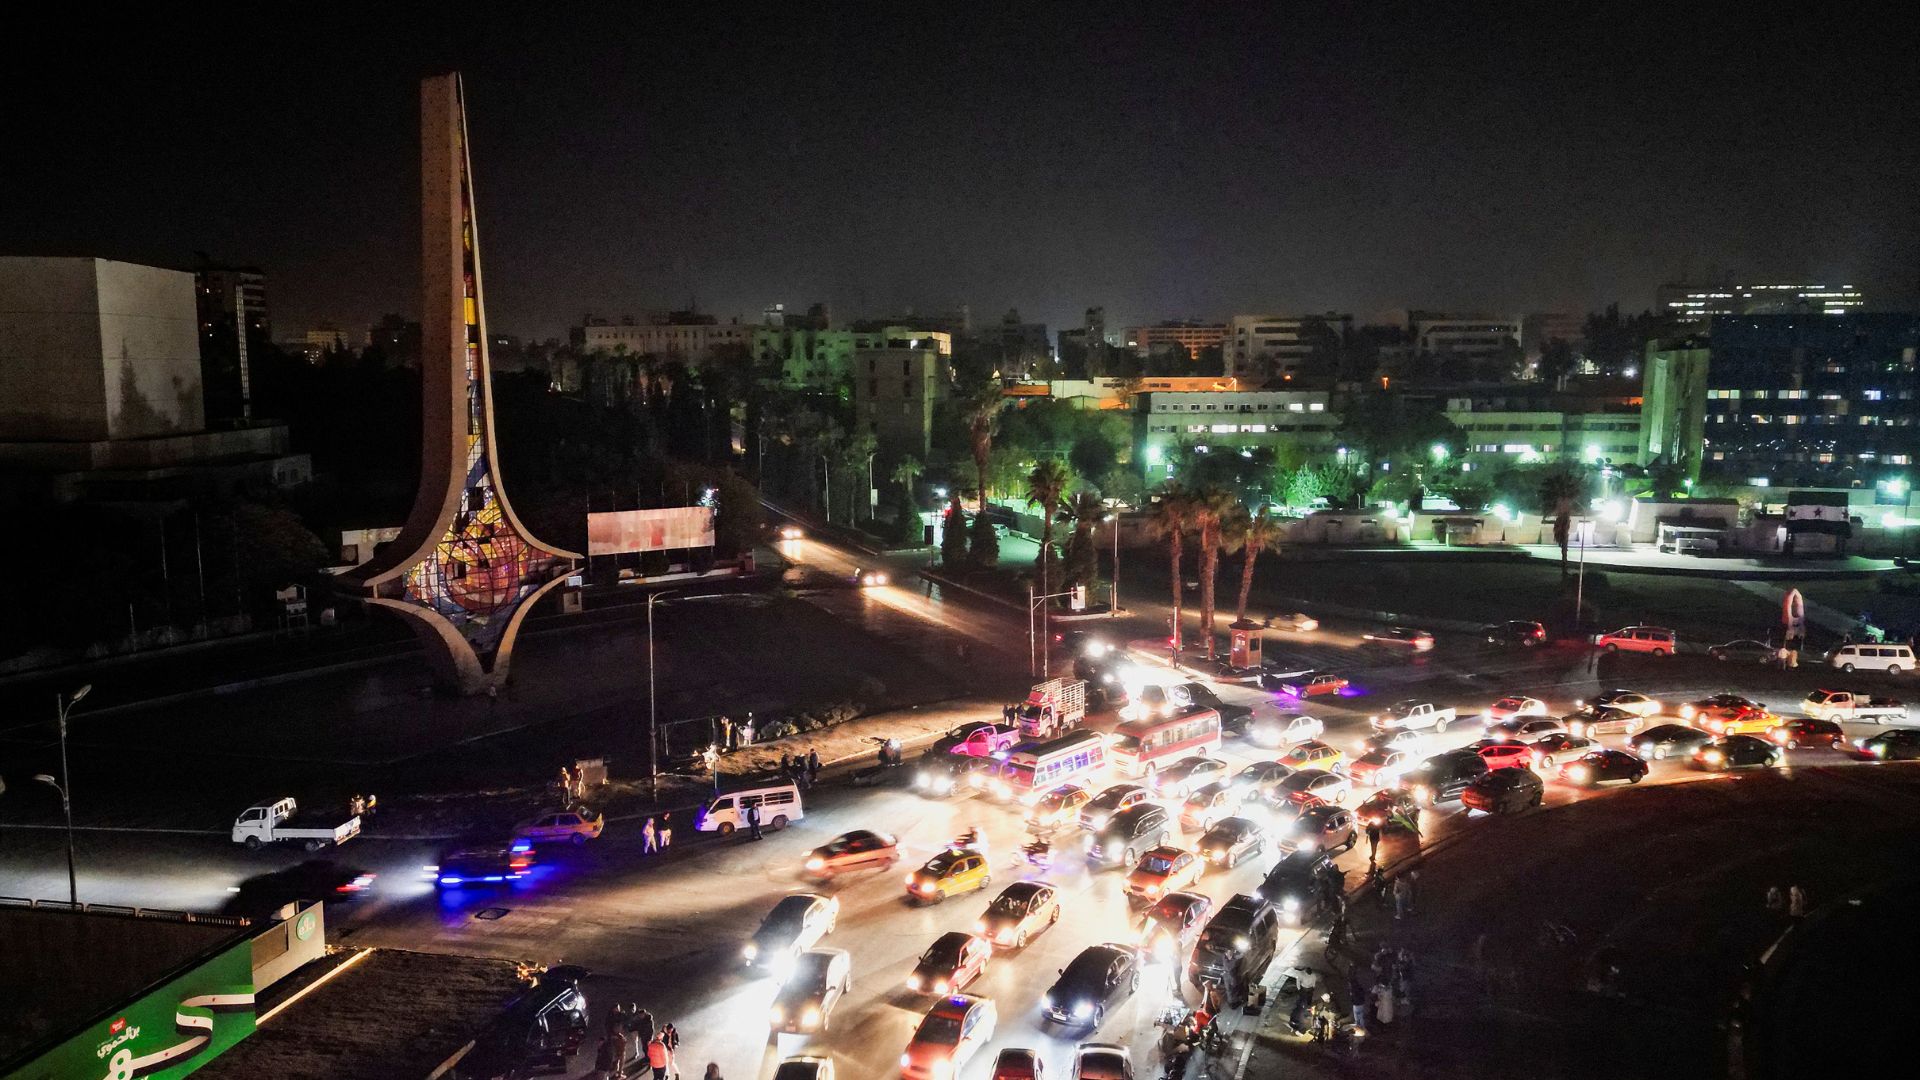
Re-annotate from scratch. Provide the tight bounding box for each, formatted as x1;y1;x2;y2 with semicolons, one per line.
1802;689;1908;724
232;797;362;850
1369;700;1458;733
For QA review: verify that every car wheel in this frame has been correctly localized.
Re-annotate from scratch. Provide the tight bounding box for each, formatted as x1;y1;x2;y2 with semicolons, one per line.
1889;666;1903;676
772;815;789;831
1344;830;1358;852
717;821;735;836
1605;643;1620;653
1016;930;1029;949
982;873;991;889
1843;663;1856;673
1786;739;1800;750
1435;718;1450;733
243;836;263;851
571;833;587;845
1654;747;1668;760
1093;1005;1106;1029
1830;736;1845;750
1531;791;1544;808
1541;754;1555;768
1652;648;1668;657
1629;771;1643;783
1122;846;1137;866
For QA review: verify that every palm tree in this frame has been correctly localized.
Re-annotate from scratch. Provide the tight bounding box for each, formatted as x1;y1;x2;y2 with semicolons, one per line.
891;455;924;498
1187;485;1237;660
1224;505;1283;627
1060;490;1104;595
960;381;1005;506
1025;460;1073;608
1538;467;1585;580
1148;484;1193;651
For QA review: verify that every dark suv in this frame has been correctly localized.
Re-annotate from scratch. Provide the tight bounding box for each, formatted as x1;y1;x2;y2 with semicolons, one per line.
1255;849;1331;925
1187;893;1280;991
1398;749;1489;805
454;965;591;1079
1087;805;1171;870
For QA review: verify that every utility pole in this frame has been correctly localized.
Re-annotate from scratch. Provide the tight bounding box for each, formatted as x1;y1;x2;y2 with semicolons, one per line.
37;685;91;906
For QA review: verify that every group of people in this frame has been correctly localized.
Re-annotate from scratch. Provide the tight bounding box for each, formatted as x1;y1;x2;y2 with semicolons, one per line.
717;713;756;752
778;749;823;789
1345;947;1416;1035
640;813;674;854
593;1004;685;1079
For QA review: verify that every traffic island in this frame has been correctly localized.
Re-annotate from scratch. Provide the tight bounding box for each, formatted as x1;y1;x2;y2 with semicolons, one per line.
1237;765;1920;1080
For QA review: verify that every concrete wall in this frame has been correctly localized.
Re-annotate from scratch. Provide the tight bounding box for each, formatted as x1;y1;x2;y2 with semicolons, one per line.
0;257;203;441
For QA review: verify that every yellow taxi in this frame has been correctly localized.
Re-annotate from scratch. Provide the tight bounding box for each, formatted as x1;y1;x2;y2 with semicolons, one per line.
1124;844;1202;904
1026;784;1091;831
511;806;605;845
905;848;991;905
1279;739;1345;772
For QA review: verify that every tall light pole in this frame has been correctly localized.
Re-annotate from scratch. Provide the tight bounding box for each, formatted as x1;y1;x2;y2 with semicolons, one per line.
1104;513;1121;615
1574;520;1593;629
39;684;90;906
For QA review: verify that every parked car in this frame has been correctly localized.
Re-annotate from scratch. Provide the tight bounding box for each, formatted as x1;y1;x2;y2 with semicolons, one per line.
1634;724;1715;761
1593;626;1677;655
1767;718;1845;750
1556;749;1648;787
512;807;604;846
1462;768;1544;814
453;965;591;1080
1043;945;1139;1031
933;722;1022;758
1690;734;1783;771
1830;642;1916;674
1483;620;1548;647
770;949;853;1034
1709;639;1778;663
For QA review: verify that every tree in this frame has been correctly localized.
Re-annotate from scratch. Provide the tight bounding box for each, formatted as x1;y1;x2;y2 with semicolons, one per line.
960;381;1004;507
888;456;924;542
1537;337;1577;385
1224;505;1283;627
1060;490;1105;595
1148;485;1193;650
970;509;1000;567
1068;430;1119;484
1025;460;1073;612
941;494;970;567
1538;466;1586;580
1188;485;1237;660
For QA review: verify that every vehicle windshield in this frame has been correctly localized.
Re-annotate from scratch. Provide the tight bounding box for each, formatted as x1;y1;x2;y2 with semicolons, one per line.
1279;772;1316;791
1360;750;1392;765
1005;763;1035;786
1200;914;1251;949
764;896;813;929
1149;896;1193;921
914;1014;963;1046
1038;790;1069;810
920;935;965;966
1139;854;1176;874
1061;950;1115;984
789;953;832;986
988;892;1029;915
1109;734;1142;753
1494;698;1524;709
923;852;962;874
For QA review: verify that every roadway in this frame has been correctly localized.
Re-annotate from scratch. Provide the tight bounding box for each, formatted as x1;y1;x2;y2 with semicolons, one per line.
2;527;1913;1079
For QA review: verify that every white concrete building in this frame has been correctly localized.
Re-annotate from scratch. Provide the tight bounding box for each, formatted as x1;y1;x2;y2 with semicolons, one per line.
1223;314;1349;378
1411;313;1523;358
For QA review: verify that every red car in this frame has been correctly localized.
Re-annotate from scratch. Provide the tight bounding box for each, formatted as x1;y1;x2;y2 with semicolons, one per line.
906;932;991;995
1278;673;1349;698
1477;742;1535;771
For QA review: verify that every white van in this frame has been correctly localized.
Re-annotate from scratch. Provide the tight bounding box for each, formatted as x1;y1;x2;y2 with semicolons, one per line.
695;782;804;834
1829;643;1915;676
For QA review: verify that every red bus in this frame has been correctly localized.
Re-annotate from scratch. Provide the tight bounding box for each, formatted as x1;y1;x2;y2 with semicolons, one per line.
992;729;1108;803
1109;707;1221;780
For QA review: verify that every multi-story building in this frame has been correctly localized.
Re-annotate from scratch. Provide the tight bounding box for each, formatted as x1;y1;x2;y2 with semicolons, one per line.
1057;306;1112;377
193;263;270;423
1657;281;1864;323
753;326;882;389
1136;387;1337;480
1411;313;1523;360
853;332;951;457
1224;314;1349;379
577;311;753;364
1699;313;1920;485
367;313;423;367
979;308;1052;379
1125;321;1226;360
1448;401;1644;469
0;256;308;499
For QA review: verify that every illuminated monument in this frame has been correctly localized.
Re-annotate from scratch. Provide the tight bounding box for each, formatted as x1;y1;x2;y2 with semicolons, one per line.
347;73;579;694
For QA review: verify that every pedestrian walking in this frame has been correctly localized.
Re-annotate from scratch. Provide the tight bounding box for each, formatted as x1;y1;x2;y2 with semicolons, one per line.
1373;981;1395;1026
1392;875;1411;920
628;1006;653;1051
1365;822;1381;866
659;812;672;850
720;716;735;752
642;816;658;854
746;802;762;840
741;712;755;746
1348;971;1371;1033
646;1032;671;1080
661;1022;679;1060
806;748;821;787
604;1002;629;1037
1764;885;1784;916
1788;883;1808;920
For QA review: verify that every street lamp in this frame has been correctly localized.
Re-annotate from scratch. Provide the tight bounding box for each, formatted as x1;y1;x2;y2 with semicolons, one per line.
42;684;90;907
1574;520;1596;631
1430;444;1448;463
1104;513;1121;616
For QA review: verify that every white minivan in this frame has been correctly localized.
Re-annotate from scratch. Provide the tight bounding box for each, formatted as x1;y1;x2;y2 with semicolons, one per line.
695;782;804;834
1829;643;1915;675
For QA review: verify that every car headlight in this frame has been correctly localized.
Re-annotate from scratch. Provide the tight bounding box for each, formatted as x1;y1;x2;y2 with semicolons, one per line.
975;920;987;934
1234;934;1251;952
907;974;922;990
1281;896;1299;911
1044;993;1056;1010
1701;750;1724;763
803;1005;820;1027
902;1054;914;1068
1144;884;1160;895
769;1004;784;1022
743;943;758;960
805;856;825;871
919;882;936;894
933;979;949;993
1074;1000;1094;1018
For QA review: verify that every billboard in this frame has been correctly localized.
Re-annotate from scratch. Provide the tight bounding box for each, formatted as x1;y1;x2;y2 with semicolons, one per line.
6;939;255;1080
587;506;716;556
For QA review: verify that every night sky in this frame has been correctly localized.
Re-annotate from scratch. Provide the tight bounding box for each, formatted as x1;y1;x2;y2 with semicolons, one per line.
3;6;1915;340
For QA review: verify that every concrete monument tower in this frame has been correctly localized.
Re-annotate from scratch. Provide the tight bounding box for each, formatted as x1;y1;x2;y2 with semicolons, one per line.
347;73;578;694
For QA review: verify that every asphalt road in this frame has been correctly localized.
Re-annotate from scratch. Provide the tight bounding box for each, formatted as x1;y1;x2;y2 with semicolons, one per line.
3;529;1914;1080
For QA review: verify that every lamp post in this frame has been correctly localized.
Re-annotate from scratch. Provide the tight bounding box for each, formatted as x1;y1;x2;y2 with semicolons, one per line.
39;684;90;907
1104;513;1121;616
1574;520;1594;630
1028;585;1078;678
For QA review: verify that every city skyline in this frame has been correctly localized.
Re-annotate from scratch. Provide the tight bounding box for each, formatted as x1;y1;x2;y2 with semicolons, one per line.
3;7;1916;340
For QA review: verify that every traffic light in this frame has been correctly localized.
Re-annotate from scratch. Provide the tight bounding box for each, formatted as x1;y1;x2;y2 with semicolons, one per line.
1070;585;1087;610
